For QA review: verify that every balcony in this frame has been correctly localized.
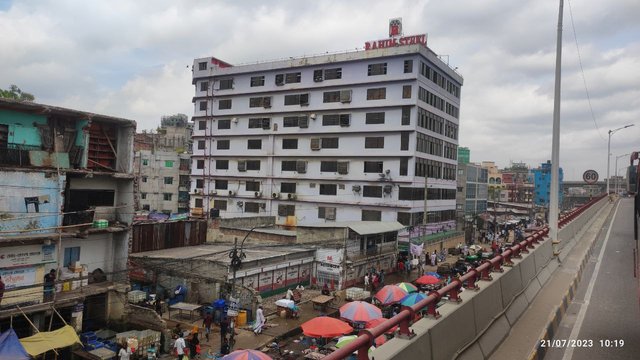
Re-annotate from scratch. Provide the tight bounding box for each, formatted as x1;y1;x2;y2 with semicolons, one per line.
0;144;39;167
348;242;396;262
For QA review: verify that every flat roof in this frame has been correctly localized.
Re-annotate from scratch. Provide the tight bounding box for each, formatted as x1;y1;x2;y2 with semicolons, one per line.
130;244;314;264
300;221;405;235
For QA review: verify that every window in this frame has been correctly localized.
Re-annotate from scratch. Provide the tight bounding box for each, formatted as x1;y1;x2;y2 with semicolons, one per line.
324;68;342;79
246;160;261;170
282;139;298;149
321;137;339;149
165;160;174;168
403;85;412;99
318;207;337;220
322;114;340;126
196;179;204;188
283;116;300;127
246;181;260;191
200;81;209;92
198;62;207;71
398;187;425;201
218;99;232;109
163;193;173;201
248;118;270;129
197;140;205;150
402;106;411;125
362;210;382;221
278;204;295;216
142;159;148;166
319;184;337;195
198;120;207;130
218;119;231;129
284;93;309;106
367;88;386;100
217;140;230;150
215;180;228;190
219;78;233;90
247;139;262;150
404;60;413;73
196;160;204;169
63;247;80;267
281;161;297;171
363;186;383;198
142;204;150;211
320;161;338;172
249;97;263;108
285;72;301;83
213;200;227;211
368;63;387;76
199;101;207;111
401;133;409;151
194;198;203;208
250;76;265;87
365;112;385;124
141;193;147;200
244;202;261;213
323;91;340;103
365;137;384;149
281;182;296;193
163;176;173;185
400;158;408;176
216;160;229;170
364;161;383;173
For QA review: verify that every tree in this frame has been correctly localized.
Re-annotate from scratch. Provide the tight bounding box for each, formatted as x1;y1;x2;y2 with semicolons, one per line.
0;85;35;101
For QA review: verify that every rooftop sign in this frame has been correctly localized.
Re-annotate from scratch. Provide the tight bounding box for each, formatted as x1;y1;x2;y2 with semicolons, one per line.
365;34;427;50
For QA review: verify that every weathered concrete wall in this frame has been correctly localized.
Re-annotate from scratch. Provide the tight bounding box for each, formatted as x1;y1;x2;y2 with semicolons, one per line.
297;227;346;244
371;197;608;360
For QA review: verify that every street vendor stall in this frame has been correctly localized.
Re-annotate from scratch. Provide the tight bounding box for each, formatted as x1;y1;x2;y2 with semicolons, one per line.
275;299;300;318
168;302;202;321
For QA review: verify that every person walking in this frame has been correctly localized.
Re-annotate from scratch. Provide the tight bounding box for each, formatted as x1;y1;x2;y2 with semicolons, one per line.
189;332;200;359
253;305;265;335
219;316;229;344
430;251;437;267
364;273;369;291
379;270;385;285
173;333;186;360
118;341;132;360
202;313;213;342
43;269;56;302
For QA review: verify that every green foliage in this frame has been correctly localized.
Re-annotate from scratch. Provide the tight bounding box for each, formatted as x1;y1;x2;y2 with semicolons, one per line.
0;84;35;101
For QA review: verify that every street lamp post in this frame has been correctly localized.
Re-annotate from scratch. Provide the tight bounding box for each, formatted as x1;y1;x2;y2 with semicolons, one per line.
615;153;630;195
607;125;634;194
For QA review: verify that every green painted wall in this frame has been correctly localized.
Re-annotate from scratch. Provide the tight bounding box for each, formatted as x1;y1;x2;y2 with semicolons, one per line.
0;109;47;146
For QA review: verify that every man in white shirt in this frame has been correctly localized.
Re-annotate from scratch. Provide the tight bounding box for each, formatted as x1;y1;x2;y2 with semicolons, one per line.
286;288;294;300
253;305;265;335
173;334;186;359
118;346;132;360
364;273;369;290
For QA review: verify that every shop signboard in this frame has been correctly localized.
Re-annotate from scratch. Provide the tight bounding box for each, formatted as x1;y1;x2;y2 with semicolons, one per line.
285;265;299;286
0;266;42;306
257;270;273;292
0;244;56;268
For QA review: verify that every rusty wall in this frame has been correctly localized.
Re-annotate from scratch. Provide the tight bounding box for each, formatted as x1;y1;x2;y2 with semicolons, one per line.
131;219;207;253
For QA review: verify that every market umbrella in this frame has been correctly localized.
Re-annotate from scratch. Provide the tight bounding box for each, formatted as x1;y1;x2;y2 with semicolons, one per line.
340;301;383;323
365;318;398;334
424;271;442;279
301;317;353;338
400;292;428;307
415;275;441;285
335;335;375;353
375;285;408;305
396;282;418;293
222;349;273;360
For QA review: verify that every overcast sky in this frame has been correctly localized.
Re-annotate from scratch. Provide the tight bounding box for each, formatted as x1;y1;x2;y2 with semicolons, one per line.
1;0;638;180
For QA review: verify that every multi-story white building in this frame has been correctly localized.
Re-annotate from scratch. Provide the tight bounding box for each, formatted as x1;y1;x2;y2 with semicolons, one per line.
190;38;463;227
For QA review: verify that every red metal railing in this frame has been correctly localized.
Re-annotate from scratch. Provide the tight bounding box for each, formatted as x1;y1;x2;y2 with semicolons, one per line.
325;195;606;360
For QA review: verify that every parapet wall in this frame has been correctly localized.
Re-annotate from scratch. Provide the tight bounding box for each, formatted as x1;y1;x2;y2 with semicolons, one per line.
372;197;609;360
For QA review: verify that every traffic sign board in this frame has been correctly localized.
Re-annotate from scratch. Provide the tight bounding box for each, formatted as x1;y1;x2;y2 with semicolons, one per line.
583;170;599;184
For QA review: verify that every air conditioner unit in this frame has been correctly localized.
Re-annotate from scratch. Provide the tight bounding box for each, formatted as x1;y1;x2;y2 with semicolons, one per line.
238;161;247;172
339;114;350;127
194;189;202;195
237;201;244;207
383;185;393;194
310;138;320;151
337;161;349;175
340;90;352;103
259;203;266;209
261;118;271;129
309;113;317;120
352;185;361;192
287;193;297;200
228;190;235;197
254;191;262;198
313;70;324;82
272;192;281;199
231;117;238;123
209;191;217;196
296;161;307;174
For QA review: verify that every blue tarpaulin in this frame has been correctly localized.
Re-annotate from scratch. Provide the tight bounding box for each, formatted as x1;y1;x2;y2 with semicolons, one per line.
0;329;30;360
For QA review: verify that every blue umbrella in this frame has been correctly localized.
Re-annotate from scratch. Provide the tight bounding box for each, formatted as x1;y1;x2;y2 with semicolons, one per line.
400;292;428;306
425;271;442;279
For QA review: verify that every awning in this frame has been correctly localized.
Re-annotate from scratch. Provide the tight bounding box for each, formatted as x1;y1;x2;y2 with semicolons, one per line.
347;221;405;235
20;325;81;357
0;329;30;360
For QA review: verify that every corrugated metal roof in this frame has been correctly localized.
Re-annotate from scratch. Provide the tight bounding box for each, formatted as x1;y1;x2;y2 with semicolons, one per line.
301;221;405;235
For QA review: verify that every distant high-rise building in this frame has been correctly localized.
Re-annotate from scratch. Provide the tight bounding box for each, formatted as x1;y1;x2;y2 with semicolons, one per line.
532;160;563;206
458;147;470;165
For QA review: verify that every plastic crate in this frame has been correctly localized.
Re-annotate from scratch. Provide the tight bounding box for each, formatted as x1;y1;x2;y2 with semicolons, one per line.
127;290;147;303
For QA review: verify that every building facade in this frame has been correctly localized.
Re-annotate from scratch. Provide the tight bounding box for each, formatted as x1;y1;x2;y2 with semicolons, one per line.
501;162;534;204
134;114;192;214
532;160;564;206
0;99;135;339
190;39;463;227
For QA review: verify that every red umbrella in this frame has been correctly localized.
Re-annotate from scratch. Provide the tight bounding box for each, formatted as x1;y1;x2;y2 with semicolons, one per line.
374;285;408;305
301;317;353;338
340;301;383;323
366;318;398;334
415;275;441;285
222;349;273;360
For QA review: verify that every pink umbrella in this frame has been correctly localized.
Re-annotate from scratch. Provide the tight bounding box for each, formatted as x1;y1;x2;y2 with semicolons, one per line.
222;349;273;360
415;275;441;285
340;301;383;323
374;285;408;305
301;317;353;338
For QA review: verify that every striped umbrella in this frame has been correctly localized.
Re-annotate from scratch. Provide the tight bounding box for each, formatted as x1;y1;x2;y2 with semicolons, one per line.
425;272;442;278
335;335;375;353
400;292;428;307
415;275;441;285
222;349;273;360
301;317;353;338
375;285;408;305
396;282;418;293
340;301;383;323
